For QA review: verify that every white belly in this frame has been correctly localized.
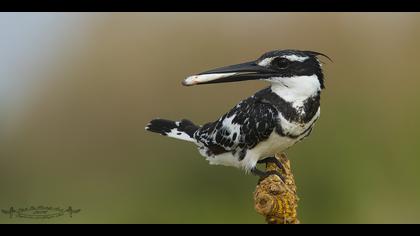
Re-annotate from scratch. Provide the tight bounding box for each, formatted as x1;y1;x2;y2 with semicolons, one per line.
249;131;297;157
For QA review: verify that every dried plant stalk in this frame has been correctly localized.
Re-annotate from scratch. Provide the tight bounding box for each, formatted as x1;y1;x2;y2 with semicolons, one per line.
253;153;299;224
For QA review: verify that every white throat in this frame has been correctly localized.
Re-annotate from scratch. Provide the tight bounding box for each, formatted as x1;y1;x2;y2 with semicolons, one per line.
269;75;321;105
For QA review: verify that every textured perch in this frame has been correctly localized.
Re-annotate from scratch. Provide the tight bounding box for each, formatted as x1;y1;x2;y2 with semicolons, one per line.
254;153;299;224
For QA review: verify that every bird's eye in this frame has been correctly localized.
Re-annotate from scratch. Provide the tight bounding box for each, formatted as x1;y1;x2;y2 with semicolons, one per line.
273;57;290;69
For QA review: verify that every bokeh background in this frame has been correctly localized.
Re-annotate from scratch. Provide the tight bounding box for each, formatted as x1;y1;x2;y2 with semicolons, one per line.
1;13;420;224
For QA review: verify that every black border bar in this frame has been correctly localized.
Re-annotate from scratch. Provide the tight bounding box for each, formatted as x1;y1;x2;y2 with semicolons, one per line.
1;0;419;12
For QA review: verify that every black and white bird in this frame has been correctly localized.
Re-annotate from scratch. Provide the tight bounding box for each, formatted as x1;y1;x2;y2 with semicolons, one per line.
146;49;330;180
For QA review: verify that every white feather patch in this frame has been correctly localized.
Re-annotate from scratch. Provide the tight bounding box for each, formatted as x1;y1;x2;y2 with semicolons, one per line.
221;114;241;142
269;75;321;105
257;57;275;67
281;55;309;62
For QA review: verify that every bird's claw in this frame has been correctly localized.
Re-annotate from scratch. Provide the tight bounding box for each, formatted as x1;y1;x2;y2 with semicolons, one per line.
251;168;286;184
257;156;287;173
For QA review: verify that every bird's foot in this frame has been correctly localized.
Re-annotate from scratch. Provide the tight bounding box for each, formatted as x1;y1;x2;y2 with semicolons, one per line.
258;156;287;173
251;168;285;184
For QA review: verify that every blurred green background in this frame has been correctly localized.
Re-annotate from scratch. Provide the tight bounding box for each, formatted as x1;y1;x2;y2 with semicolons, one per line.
1;13;420;224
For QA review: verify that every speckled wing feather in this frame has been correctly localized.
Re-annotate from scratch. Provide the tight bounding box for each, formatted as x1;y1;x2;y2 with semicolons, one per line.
194;88;278;159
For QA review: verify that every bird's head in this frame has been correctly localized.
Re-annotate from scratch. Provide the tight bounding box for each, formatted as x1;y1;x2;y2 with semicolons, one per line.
182;49;331;89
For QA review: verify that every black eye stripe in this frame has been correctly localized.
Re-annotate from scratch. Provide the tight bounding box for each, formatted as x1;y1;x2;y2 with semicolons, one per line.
272;57;290;68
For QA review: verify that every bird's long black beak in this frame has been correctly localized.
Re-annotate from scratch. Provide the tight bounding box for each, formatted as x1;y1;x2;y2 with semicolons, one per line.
182;61;276;86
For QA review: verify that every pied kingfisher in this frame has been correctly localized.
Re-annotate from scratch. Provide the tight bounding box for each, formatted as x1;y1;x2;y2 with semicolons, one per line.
146;50;330;180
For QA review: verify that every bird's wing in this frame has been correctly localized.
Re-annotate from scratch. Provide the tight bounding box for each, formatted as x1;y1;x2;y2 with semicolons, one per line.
194;89;278;157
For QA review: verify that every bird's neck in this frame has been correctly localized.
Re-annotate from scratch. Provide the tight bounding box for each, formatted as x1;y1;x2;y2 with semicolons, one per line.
269;75;321;107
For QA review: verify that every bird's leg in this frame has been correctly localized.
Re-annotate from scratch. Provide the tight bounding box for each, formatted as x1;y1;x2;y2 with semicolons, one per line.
258;156;287;173
251;167;285;184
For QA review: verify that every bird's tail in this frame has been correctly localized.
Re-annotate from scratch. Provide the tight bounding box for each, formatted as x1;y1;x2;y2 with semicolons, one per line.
145;118;199;142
